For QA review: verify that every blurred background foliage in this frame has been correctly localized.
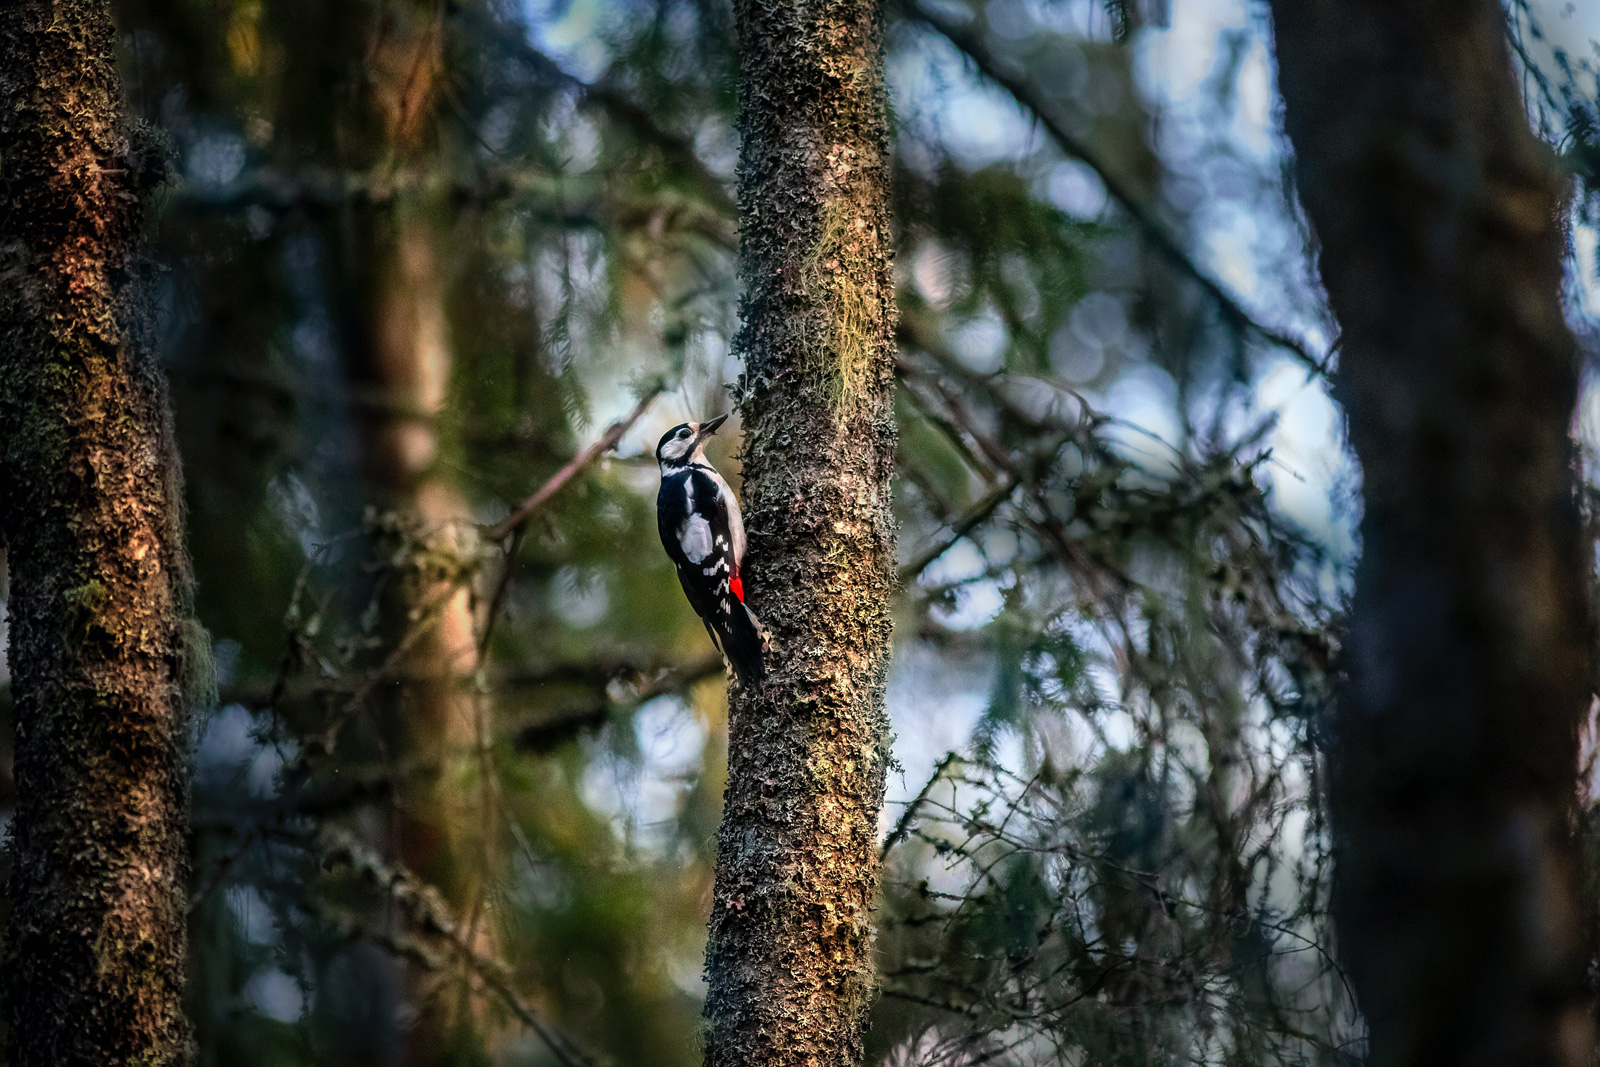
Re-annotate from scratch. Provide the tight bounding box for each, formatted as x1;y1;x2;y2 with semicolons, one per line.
0;0;1596;1065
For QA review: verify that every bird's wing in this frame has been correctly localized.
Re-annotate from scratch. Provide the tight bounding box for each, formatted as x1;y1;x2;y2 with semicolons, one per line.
695;468;746;603
701;466;747;573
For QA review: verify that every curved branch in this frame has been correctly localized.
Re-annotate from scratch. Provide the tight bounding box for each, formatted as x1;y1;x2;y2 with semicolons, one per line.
458;6;737;219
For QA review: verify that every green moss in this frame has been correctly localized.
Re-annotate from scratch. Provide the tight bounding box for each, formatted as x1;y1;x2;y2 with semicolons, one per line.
177;615;217;712
61;578;108;647
801;199;880;415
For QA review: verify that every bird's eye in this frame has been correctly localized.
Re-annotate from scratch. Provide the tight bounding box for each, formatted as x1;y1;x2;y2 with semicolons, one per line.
678;428;691;438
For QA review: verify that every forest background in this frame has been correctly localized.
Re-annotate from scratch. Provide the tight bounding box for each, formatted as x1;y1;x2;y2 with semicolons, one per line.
1;1;1599;1065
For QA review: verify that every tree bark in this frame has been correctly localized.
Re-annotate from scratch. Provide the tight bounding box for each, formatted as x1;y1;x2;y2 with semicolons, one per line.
702;3;898;1066
1267;3;1594;1065
0;2;192;1065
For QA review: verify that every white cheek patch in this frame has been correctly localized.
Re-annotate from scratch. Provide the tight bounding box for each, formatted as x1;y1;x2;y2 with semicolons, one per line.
680;514;714;563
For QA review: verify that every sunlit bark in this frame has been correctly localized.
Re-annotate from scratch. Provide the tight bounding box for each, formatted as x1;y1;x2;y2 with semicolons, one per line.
701;3;899;1065
0;2;192;1062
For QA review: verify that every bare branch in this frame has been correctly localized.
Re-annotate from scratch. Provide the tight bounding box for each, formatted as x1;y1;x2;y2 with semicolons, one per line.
455;6;737;219
882;752;965;859
486;386;664;543
321;834;603;1067
511;653;726;752
900;477;1023;584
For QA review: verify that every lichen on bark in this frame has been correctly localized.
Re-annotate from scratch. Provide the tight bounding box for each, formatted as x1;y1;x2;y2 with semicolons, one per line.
0;2;194;1063
701;2;898;1066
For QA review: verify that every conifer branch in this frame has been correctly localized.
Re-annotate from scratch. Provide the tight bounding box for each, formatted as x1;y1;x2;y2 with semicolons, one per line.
900;0;1330;376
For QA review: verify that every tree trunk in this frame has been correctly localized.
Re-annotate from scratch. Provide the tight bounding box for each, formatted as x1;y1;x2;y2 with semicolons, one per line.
1267;3;1594;1064
267;0;490;1056
701;3;898;1066
0;3;192;1065
344;203;492;1067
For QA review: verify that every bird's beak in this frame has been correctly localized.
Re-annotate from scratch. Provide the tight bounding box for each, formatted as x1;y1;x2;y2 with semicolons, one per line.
696;413;730;441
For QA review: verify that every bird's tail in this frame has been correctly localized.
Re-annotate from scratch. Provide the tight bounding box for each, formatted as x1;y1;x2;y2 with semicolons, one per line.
716;601;766;689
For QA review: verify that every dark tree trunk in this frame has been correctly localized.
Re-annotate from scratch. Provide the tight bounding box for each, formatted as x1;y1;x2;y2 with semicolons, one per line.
0;2;192;1065
345;203;492;1067
1268;3;1594;1064
701;2;898;1066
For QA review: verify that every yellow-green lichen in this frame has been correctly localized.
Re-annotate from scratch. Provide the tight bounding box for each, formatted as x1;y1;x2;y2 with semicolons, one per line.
62;578;109;647
177;615;217;711
801;199;879;415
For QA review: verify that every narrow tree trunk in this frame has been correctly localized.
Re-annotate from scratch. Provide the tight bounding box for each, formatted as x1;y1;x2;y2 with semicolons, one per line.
0;3;192;1065
702;3;898;1065
345;205;492;1066
289;3;496;1056
1268;3;1593;1064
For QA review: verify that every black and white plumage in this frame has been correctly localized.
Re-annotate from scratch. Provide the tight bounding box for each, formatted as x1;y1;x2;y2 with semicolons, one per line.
656;414;766;687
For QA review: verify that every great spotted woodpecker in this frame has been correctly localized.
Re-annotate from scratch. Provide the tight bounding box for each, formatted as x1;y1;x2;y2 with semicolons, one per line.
656;414;765;687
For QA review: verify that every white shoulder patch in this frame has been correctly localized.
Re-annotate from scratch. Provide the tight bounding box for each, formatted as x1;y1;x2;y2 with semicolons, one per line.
680;514;714;563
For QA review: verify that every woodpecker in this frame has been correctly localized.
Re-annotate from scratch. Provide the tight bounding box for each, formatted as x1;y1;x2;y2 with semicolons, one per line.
656;414;765;687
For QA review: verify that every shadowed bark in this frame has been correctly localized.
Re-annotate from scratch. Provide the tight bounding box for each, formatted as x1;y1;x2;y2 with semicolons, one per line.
1268;3;1594;1064
275;1;493;1057
0;2;193;1064
701;2;898;1066
346;204;493;1067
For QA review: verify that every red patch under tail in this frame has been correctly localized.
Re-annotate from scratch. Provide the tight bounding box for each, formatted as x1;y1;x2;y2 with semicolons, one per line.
730;576;745;603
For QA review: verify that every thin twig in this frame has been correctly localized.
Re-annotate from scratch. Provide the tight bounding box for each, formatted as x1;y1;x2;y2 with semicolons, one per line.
485;386;663;543
901;476;1024;584
883;752;965;860
457;5;737;219
513;653;725;751
323;834;603;1067
477;526;524;660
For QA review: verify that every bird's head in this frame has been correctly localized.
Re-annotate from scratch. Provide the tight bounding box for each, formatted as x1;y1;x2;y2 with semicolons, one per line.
656;413;728;469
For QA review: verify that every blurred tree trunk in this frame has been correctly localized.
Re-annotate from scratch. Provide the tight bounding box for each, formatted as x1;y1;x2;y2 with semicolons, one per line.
701;2;898;1066
0;2;192;1065
259;0;491;1058
344;202;492;1067
1268;3;1594;1064
345;16;487;1065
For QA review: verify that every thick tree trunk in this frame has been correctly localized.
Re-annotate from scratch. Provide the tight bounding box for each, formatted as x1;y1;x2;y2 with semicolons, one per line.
701;3;898;1066
0;2;192;1065
1268;3;1594;1064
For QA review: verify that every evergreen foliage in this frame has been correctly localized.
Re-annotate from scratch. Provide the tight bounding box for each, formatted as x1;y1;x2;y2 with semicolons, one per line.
0;1;1592;1065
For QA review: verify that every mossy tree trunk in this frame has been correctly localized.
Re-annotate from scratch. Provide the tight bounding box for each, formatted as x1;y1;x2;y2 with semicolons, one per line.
702;2;898;1066
1269;2;1594;1064
0;2;193;1065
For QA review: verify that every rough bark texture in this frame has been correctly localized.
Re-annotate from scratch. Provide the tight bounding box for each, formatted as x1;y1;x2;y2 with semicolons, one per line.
702;3;898;1066
0;2;192;1065
1267;4;1594;1065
